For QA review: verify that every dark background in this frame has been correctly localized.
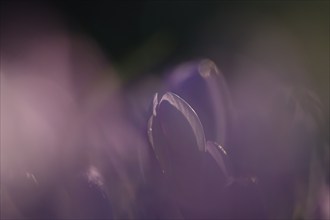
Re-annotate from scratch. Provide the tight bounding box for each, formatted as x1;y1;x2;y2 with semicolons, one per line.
1;1;329;91
50;1;292;66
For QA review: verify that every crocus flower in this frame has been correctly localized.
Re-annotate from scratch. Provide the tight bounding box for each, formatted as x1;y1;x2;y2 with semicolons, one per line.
145;57;328;219
147;59;264;219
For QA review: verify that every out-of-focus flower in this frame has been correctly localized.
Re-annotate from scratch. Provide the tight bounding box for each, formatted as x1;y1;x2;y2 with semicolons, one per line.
165;59;234;147
0;4;129;219
145;55;328;219
147;92;231;218
148;92;231;180
147;59;264;219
